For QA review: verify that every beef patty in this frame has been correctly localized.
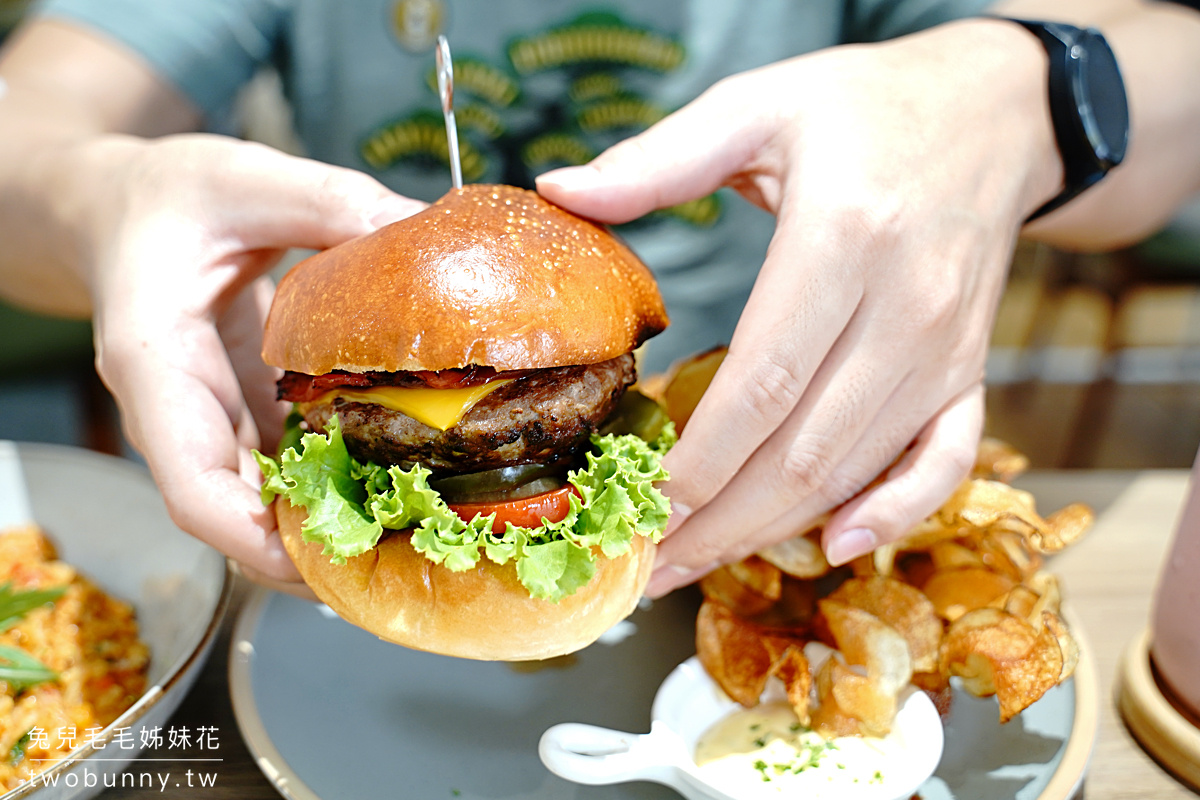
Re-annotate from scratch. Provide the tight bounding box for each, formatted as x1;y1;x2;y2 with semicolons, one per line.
301;354;635;473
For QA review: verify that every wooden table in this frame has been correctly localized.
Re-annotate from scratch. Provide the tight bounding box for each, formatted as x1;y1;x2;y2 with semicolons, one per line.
103;471;1199;800
1017;471;1198;800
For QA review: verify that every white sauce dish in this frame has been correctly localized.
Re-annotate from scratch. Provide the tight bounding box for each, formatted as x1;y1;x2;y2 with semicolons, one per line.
540;655;944;800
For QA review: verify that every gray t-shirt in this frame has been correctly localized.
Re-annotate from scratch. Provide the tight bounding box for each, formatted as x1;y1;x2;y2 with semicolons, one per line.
35;0;992;370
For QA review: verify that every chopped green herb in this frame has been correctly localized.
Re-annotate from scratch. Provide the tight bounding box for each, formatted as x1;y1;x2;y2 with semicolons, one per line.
749;723;761;732
872;770;884;783
0;583;66;632
8;730;30;766
789;744;830;773
0;646;58;691
752;735;769;748
753;759;771;782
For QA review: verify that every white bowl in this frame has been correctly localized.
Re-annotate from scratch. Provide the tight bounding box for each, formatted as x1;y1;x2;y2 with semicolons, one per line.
540;655;944;800
0;442;230;800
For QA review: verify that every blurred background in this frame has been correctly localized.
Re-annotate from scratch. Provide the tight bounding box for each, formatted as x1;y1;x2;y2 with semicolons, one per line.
3;1;1199;471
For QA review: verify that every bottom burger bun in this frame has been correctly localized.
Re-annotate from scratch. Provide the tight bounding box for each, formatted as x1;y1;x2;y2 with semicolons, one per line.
276;498;656;661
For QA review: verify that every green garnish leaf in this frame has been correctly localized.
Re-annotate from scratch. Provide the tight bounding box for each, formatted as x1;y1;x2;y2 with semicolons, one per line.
255;415;675;602
0;584;66;632
8;729;30;766
0;646;58;691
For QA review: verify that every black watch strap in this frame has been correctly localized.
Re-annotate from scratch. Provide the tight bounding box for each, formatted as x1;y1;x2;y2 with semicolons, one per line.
1002;18;1130;221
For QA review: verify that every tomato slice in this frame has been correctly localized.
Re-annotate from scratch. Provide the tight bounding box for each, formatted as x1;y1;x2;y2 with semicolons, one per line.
448;484;578;533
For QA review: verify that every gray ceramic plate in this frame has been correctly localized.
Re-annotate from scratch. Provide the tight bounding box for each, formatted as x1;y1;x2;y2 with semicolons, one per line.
230;587;1096;800
0;442;230;800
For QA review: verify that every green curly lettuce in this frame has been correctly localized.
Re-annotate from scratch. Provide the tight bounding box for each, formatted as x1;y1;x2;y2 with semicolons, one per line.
255;415;675;602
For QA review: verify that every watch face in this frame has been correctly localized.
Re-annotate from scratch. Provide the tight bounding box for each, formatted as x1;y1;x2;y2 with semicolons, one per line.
1075;31;1129;169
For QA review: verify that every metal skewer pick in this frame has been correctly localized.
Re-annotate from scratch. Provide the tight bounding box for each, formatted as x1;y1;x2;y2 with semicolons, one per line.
435;35;463;189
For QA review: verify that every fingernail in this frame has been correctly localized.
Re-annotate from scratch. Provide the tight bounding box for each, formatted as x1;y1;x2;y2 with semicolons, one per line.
536;165;602;193
664;502;692;536
825;527;878;567
645;561;717;598
369;196;423;229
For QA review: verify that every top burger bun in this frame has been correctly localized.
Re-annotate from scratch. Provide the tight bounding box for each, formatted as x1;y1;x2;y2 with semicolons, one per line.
261;184;668;375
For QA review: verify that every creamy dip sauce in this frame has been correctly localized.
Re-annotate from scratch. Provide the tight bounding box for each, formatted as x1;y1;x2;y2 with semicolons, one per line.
694;702;902;798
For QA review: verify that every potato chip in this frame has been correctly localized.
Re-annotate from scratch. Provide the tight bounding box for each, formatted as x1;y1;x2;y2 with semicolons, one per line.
1024;572;1063;620
939;607;1068;722
763;636;812;724
758;530;830;579
661;346;727;431
699;566;778;618
1034;503;1094;553
686;433;1087;738
935;481;1094;556
695;599;772;707
870;541;899;578
975;530;1042;581
729;556;783;600
826;577;943;673
811;658;864;739
1041;610;1080;681
922;566;1016;621
699;556;782;618
929;541;987;571
826;658;897;737
1002;584;1041;621
895;515;969;552
956;481;1038;526
818;599;913;699
973;437;1030;483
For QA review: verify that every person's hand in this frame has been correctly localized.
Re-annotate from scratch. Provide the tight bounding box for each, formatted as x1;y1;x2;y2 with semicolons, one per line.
537;18;1061;595
76;134;422;592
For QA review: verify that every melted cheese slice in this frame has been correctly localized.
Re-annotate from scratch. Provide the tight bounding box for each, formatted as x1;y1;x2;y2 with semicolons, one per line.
309;379;514;431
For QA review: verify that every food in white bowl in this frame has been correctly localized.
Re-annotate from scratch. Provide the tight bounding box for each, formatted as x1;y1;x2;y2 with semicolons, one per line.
539;654;943;800
0;442;228;800
0;525;151;790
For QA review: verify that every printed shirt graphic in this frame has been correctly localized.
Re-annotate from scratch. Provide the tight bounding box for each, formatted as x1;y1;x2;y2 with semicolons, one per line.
35;0;994;370
359;9;720;228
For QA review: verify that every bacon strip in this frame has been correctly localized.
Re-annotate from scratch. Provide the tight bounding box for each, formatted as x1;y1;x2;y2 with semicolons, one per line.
277;366;533;403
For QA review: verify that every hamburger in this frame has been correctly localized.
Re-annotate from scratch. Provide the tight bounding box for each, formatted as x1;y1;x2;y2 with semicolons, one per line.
254;184;674;660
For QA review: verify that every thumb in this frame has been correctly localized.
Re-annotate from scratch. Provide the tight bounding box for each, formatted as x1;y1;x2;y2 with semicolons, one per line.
203;140;426;250
535;82;767;224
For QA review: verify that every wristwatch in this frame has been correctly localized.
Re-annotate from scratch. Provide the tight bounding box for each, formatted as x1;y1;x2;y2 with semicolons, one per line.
1001;19;1130;221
